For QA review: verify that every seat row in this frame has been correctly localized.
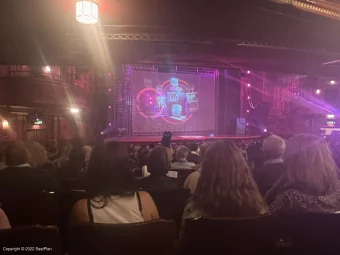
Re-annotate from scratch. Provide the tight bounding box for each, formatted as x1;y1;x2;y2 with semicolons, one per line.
2;214;340;255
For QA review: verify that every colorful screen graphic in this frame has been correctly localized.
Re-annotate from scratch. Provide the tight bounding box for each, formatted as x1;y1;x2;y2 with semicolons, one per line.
131;70;216;134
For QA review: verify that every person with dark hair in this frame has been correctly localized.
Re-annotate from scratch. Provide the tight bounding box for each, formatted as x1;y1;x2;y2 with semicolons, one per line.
132;147;149;178
0;142;60;196
246;142;265;170
269;134;340;215
183;142;211;194
186;143;201;164
183;141;267;220
71;142;159;224
142;146;179;190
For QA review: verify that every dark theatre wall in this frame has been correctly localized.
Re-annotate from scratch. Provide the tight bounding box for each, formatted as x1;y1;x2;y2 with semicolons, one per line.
218;69;241;135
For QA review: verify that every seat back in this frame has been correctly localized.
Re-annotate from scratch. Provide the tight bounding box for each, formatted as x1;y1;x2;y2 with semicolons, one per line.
0;191;60;227
69;220;176;255
0;225;62;255
146;189;190;220
171;169;195;185
183;216;277;254
183;214;340;255
276;213;340;254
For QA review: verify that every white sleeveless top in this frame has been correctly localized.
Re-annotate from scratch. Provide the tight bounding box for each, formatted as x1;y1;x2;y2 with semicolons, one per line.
88;193;144;224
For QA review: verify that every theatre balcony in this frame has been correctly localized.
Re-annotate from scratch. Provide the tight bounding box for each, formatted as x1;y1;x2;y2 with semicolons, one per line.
0;65;94;143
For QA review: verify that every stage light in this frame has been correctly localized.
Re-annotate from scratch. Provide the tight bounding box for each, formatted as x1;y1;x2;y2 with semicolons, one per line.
247;70;251;74
70;108;79;113
2;120;9;129
108;123;112;126
246;110;250;113
247;96;250;99
209;134;214;137
327;114;335;119
108;72;111;76
247;84;251;87
45;66;51;73
330;80;336;85
149;97;152;100
246;122;249;126
316;89;321;94
108;105;112;109
100;131;104;135
76;0;99;24
149;102;152;104
264;128;267;132
108;88;112;92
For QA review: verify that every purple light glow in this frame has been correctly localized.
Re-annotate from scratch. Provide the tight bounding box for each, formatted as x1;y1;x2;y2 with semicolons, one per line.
247;84;251;87
246;110;250;113
246;123;249;126
109;123;112;126
247;70;251;74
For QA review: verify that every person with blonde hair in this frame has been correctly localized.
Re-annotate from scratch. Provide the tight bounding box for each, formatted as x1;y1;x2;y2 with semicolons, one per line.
269;134;340;215
253;135;286;196
183;141;267;219
171;145;195;169
24;141;48;168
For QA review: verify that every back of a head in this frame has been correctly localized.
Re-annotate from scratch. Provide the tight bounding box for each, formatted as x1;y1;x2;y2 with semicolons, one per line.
284;134;338;196
262;135;286;159
246;143;264;169
194;140;266;217
4;142;30;167
87;142;135;197
176;145;189;160
147;146;170;176
137;147;149;167
24;141;48;168
189;143;199;152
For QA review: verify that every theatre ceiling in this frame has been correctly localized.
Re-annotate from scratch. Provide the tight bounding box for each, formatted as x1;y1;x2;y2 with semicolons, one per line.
2;0;340;77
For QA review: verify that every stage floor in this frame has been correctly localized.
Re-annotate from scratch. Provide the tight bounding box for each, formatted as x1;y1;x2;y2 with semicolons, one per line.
105;135;260;143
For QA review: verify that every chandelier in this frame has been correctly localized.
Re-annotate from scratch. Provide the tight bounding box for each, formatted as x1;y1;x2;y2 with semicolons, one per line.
76;0;99;24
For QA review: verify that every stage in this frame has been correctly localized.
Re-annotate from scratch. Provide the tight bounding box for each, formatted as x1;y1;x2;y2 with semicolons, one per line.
105;135;260;144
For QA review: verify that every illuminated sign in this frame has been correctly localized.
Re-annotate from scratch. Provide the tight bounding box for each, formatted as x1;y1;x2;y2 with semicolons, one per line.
34;120;43;125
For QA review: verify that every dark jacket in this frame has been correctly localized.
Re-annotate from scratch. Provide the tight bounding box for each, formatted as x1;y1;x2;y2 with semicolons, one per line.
0;166;61;196
253;162;286;197
187;152;201;165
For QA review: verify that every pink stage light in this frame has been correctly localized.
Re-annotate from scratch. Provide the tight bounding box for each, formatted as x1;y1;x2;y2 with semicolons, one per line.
246;123;249;126
108;88;112;92
247;70;251;74
109;123;112;126
108;105;112;109
316;89;321;95
246;110;250;113
247;84;251;87
108;72;111;76
247;96;250;99
149;97;152;100
149;102;152;104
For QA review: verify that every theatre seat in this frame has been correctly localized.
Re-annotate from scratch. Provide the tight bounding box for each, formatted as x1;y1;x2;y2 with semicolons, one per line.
182;215;277;254
0;225;62;255
182;214;340;255
0;191;60;228
69;220;176;255
171;169;196;185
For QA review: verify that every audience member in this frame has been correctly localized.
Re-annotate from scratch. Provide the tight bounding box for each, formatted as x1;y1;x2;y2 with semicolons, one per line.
83;145;93;169
246;142;264;170
183;141;268;220
0;142;60;196
269;134;340;215
171;146;195;169
132;147;149;178
54;144;73;170
253;135;286;196
186;143;201;164
0;144;7;170
0;208;11;229
24;141;57;176
183;142;211;194
71;142;159;224
59;147;85;179
142;146;179;190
